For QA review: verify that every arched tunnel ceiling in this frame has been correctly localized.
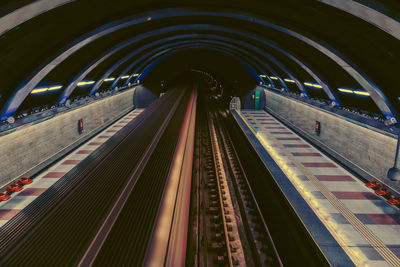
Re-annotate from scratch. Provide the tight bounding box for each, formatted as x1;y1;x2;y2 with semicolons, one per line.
0;0;399;121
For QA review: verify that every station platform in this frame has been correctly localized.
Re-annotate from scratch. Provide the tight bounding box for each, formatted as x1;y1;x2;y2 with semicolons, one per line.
0;109;144;227
232;109;400;267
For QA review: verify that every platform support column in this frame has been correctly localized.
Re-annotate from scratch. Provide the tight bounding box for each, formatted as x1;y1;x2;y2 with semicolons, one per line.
388;126;400;181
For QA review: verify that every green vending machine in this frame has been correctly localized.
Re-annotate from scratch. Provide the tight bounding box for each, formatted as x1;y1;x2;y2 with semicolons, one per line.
254;90;260;110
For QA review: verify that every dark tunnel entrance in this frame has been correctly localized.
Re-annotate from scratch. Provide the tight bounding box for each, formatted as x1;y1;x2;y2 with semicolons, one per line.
141;48;261;109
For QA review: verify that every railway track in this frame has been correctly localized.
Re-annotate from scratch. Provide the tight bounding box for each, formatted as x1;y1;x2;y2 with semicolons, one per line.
188;93;283;266
208;112;246;265
211;109;283;267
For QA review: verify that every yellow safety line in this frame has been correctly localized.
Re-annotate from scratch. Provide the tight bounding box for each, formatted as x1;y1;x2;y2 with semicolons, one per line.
237;110;400;267
235;111;360;264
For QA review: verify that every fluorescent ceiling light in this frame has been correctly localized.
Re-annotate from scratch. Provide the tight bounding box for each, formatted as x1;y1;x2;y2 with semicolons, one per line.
270;76;279;80
338;88;370;96
32;84;63;94
284;79;295;83
31;88;48;94
259;75;267;78
338;88;353;93
304;82;322;88
120;75;130;79
77;81;95;86
48;85;63;91
353;90;370;96
104;78;115;82
132;73;140;77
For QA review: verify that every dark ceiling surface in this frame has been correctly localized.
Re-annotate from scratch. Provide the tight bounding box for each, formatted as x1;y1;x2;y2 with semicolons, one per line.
143;49;257;95
0;0;399;120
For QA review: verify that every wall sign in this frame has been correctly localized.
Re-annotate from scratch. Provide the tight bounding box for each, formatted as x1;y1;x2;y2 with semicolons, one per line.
78;119;83;134
315;121;321;136
254;91;260;110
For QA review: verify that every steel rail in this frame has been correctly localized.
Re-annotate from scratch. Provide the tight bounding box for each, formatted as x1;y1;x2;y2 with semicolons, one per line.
214;110;283;266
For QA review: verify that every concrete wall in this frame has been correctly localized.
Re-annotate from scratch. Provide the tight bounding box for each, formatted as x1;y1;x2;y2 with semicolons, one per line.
133;86;157;109
0;87;136;187
264;89;397;185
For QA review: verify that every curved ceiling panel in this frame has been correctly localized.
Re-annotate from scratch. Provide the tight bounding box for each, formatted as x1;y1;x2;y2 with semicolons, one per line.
0;0;74;36
0;1;398;121
318;0;400;39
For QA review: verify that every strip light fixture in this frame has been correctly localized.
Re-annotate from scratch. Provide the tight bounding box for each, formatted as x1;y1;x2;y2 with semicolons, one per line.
31;85;63;94
48;85;63;91
284;78;295;83
304;82;323;89
77;81;95;86
338;88;370;96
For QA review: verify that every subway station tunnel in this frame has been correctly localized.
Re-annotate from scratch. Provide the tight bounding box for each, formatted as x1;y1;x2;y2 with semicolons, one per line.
0;0;399;266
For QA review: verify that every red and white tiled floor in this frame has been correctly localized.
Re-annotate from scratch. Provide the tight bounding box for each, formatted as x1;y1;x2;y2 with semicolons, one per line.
0;109;144;227
237;110;400;267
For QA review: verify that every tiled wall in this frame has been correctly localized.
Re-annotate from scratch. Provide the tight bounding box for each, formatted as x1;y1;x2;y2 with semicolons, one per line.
264;89;397;184
0;87;136;187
